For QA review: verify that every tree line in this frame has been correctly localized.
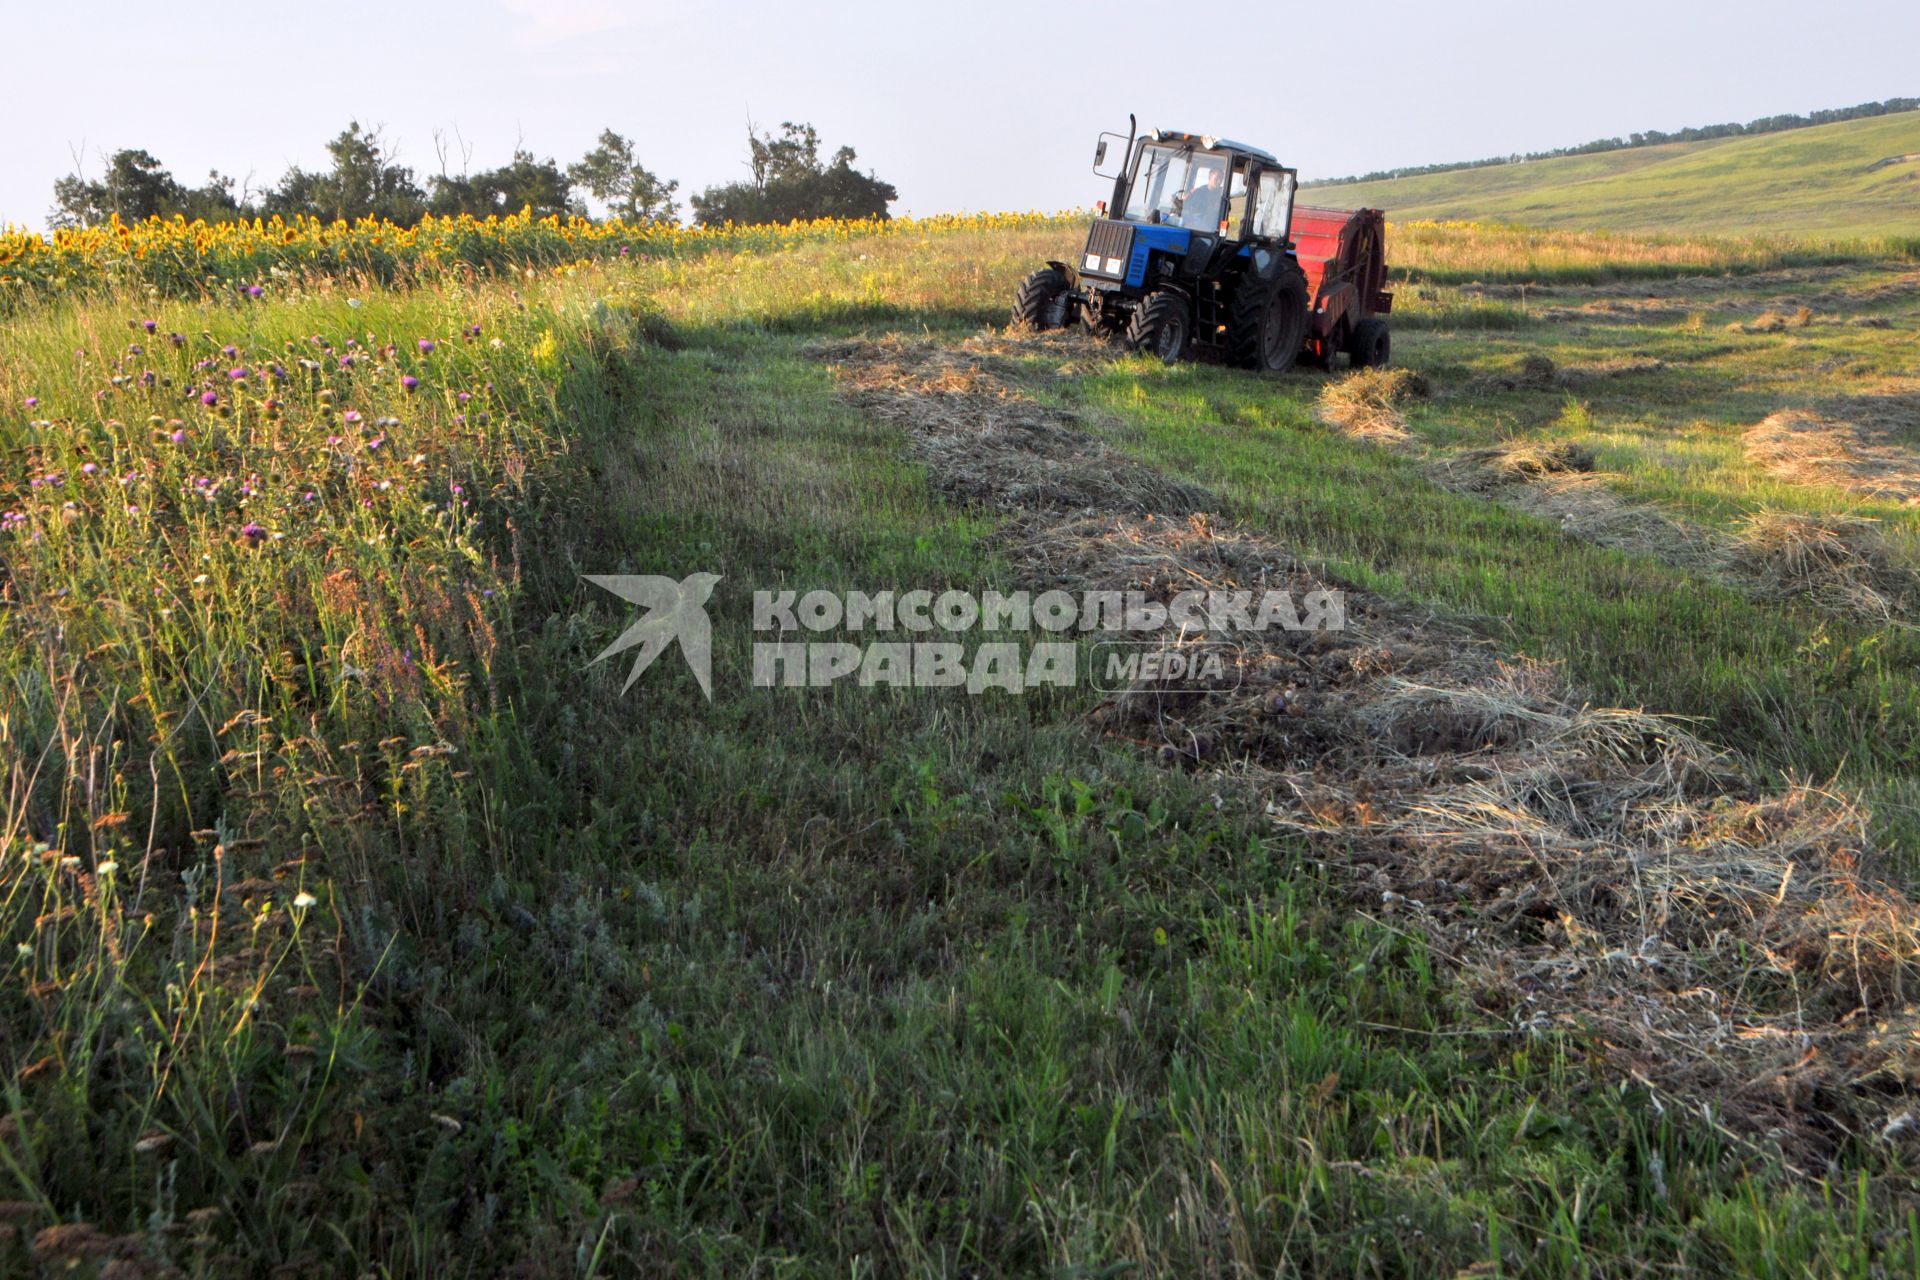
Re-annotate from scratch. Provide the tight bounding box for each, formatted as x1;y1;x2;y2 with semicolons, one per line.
49;120;897;229
1317;97;1920;186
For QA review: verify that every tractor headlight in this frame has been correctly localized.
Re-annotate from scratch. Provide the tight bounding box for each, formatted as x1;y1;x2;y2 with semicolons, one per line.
1084;252;1102;271
1105;257;1123;274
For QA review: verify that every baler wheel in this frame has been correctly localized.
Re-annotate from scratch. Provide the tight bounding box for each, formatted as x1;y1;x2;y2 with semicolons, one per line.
1306;320;1347;370
1012;267;1075;330
1227;264;1309;373
1124;292;1192;363
1348;318;1392;368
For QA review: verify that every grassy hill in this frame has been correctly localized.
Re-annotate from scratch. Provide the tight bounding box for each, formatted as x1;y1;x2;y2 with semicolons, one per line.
1306;110;1920;238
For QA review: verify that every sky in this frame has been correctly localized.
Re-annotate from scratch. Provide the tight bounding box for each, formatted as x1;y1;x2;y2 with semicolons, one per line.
3;0;1916;230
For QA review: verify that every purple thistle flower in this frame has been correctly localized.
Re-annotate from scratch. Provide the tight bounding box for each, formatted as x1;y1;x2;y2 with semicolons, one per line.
418;339;436;354
201;391;219;406
456;391;471;403
247;285;264;298
402;376;419;392
170;429;186;443
81;463;97;476
170;332;186;347
327;435;343;445
222;345;238;356
342;410;362;425
142;319;157;333
229;368;249;380
23;397;36;408
240;521;266;541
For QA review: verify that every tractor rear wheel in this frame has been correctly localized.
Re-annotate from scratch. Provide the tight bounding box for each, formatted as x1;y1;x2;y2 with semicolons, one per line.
1013;267;1075;330
1348;318;1392;368
1227;264;1310;373
1125;292;1191;363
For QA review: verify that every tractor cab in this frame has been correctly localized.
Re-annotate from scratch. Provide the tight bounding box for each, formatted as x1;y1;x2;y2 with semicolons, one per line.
1015;118;1390;373
1114;133;1296;244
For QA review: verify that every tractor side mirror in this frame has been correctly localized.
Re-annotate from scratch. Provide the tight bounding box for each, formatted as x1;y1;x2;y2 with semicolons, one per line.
1094;139;1108;167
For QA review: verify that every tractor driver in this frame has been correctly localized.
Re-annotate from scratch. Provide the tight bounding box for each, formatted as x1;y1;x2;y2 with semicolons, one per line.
1176;163;1225;230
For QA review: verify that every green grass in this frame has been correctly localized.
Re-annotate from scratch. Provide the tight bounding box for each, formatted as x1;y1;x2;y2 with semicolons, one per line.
3;217;1920;1275
1306;111;1920;240
1048;347;1920;851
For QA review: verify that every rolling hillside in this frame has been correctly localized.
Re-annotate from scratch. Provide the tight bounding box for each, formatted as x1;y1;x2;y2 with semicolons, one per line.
1306;110;1920;238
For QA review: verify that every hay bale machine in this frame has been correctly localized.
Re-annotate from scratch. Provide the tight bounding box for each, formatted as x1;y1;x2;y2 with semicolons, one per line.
1014;117;1392;373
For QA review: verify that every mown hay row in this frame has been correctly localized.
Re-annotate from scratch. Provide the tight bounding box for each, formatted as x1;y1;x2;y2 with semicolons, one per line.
833;333;1920;1165
1745;409;1920;504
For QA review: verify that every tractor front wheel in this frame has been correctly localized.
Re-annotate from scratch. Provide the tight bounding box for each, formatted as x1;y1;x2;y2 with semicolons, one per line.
1124;292;1192;363
1013;267;1075;330
1348;318;1392;368
1228;265;1310;373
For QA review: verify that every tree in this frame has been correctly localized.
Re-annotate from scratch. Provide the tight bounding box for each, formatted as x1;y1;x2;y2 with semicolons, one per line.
52;149;182;227
179;171;245;222
690;121;896;227
50;149;249;228
567;129;679;223
430;150;579;219
264;122;426;224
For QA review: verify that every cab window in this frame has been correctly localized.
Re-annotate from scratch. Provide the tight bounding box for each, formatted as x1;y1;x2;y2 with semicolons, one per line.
1224;163;1251;235
1124;145;1229;230
1251;169;1297;240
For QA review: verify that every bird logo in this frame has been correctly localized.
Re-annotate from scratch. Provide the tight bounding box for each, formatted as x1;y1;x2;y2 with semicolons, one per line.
583;572;722;700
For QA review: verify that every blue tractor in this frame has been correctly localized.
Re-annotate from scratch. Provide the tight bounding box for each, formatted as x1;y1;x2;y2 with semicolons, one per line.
1014;119;1320;373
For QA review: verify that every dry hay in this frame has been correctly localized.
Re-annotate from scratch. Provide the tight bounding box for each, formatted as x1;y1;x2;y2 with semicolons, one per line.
1729;510;1918;623
1557;356;1670;382
1431;448;1915;621
1427;446;1725;576
818;333;1209;516
1466;353;1558;392
831;334;1920;1165
1534;299;1695;325
1732;307;1817;334
1437;439;1597;489
1470;353;1671;392
1745;410;1920;503
1315;366;1432;442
